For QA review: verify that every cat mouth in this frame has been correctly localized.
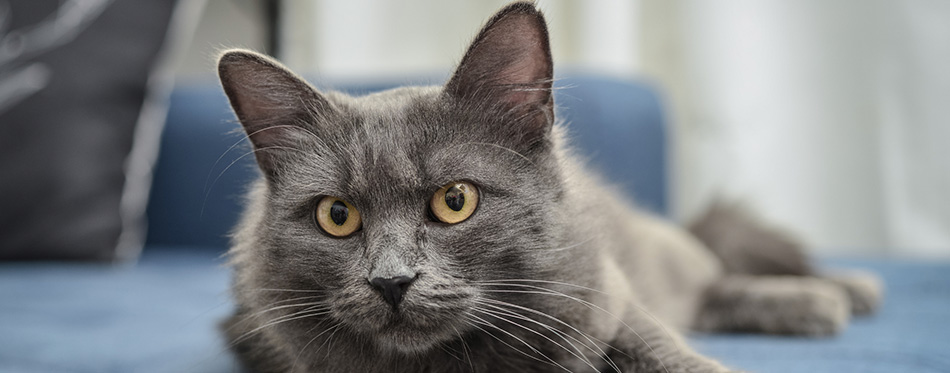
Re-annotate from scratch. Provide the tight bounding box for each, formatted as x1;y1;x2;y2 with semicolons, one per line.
375;321;452;353
369;311;463;353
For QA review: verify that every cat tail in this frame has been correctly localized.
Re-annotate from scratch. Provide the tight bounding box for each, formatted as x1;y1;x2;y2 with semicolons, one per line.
688;199;814;276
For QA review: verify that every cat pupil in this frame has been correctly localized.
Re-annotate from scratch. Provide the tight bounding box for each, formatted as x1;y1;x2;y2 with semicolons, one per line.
330;201;348;225
445;186;465;212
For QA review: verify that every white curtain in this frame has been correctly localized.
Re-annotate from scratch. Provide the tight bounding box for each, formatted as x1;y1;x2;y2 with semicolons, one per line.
277;0;640;80
274;0;949;258
642;0;950;257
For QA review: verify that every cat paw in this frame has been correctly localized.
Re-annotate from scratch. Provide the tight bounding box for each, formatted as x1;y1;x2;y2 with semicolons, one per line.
824;270;883;316
780;279;851;336
695;276;852;336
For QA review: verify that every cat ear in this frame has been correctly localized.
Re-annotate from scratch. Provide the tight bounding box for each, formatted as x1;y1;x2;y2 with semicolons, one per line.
445;2;554;133
217;49;334;179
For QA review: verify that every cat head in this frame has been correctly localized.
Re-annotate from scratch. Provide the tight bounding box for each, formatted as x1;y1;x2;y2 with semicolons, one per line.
219;2;568;354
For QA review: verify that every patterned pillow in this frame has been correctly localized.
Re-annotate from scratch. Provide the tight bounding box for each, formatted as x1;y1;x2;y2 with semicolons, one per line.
0;0;186;261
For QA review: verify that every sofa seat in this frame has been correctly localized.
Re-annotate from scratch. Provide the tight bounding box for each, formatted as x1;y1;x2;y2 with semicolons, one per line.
695;259;950;372
0;248;239;373
1;250;947;373
4;76;944;372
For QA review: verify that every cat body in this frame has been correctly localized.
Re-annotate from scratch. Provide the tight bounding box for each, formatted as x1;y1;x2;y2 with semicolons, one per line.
218;3;880;372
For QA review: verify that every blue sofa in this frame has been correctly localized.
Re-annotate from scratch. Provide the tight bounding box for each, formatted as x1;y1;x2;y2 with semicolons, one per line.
1;75;947;373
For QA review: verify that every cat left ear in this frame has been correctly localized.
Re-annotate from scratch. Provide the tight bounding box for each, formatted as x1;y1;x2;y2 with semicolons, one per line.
217;49;335;180
445;2;554;134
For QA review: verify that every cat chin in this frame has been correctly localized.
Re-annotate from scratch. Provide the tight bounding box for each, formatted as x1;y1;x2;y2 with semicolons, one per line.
334;295;472;355
360;311;464;355
374;326;454;355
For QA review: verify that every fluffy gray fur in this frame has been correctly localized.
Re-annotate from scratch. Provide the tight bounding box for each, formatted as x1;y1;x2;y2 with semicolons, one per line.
217;3;882;372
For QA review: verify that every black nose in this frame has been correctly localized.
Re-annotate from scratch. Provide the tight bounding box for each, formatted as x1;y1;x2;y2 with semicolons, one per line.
369;275;416;309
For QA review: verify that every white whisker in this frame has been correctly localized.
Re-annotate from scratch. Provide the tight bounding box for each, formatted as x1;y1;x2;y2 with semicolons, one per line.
468;313;573;372
229;307;331;348
438;342;464;362
473;306;599;372
466;318;557;369
249;288;329;293
481;287;671;373
292;319;334;371
452;325;475;372
321;323;345;360
201;144;309;216
477;299;623;373
225;299;327;332
476;278;605;295
546;237;595;253
457;141;538;168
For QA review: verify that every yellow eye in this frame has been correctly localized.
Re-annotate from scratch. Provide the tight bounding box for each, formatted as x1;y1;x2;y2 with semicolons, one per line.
315;197;362;237
430;181;479;224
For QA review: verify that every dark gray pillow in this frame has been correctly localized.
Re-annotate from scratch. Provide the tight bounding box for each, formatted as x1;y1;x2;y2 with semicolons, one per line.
0;0;181;261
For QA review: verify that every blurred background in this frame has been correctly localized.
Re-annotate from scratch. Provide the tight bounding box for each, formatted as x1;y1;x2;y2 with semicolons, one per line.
3;0;948;260
183;0;950;258
2;3;946;371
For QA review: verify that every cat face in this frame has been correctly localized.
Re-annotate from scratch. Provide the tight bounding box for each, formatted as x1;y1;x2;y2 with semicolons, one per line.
220;3;559;354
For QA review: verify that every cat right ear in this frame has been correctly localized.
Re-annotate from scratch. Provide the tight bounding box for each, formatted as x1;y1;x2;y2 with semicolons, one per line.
444;2;554;140
217;49;334;179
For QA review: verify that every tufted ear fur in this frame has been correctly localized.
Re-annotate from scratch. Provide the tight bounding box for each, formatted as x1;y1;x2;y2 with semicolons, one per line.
444;2;554;137
217;49;335;179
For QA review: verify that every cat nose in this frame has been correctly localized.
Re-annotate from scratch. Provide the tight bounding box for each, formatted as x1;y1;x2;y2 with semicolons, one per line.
369;275;417;309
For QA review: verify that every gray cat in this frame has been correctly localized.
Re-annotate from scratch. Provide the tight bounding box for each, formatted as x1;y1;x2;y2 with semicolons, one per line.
217;2;882;372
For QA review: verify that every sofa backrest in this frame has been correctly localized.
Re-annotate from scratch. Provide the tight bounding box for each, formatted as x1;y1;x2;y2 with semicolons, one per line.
144;75;668;251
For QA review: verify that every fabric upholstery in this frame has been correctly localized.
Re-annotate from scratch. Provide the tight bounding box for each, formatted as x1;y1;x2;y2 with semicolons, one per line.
0;0;180;261
145;75;669;249
3;76;940;373
1;250;945;372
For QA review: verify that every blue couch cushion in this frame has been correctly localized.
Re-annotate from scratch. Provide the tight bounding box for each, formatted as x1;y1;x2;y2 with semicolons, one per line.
555;75;668;216
145;75;669;250
0;249;238;373
145;84;255;250
1;253;946;372
0;1;180;261
692;259;950;372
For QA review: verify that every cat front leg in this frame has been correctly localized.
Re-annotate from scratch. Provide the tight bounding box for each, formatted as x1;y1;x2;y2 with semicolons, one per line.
693;275;851;336
820;270;883;316
602;308;731;373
